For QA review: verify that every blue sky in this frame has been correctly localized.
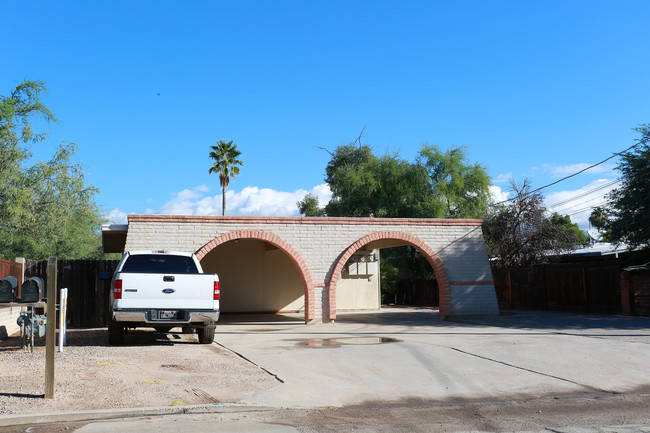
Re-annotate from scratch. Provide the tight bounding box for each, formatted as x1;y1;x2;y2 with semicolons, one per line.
3;1;649;230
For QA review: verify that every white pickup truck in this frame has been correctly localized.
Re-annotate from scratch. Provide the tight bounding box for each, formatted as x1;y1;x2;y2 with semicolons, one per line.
108;250;220;345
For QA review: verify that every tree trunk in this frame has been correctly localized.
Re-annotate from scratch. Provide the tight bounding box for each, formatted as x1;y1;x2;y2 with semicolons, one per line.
222;185;226;216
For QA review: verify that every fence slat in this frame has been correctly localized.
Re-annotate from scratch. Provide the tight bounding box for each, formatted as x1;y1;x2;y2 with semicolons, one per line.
23;259;118;328
492;260;622;314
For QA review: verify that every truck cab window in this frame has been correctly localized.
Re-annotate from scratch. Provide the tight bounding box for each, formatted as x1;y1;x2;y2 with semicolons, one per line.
121;255;199;274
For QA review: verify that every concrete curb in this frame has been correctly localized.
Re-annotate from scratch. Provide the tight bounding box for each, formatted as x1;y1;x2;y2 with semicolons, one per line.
0;403;285;427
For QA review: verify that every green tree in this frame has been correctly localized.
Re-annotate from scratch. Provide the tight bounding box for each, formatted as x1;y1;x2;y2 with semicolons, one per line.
605;124;650;249
483;179;582;268
550;213;589;246
1;80;105;259
302;142;488;219
296;193;325;217
208;140;243;216
588;206;611;242
379;260;398;303
417;144;491;217
589;206;609;229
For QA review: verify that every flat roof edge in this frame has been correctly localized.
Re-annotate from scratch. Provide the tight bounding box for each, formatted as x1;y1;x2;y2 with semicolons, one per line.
127;214;484;226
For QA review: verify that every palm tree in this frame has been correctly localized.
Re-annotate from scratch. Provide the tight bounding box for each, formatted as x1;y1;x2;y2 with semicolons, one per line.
208;140;243;216
589;206;608;230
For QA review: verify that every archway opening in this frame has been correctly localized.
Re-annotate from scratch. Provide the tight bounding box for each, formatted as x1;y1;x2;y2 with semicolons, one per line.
329;232;450;322
336;240;438;313
379;244;439;308
200;239;305;319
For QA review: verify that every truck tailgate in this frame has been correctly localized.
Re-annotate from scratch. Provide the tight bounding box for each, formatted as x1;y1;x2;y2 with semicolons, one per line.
115;273;216;310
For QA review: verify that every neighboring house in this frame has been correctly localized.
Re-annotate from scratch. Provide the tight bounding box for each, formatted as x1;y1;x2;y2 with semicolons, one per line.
561;242;637;261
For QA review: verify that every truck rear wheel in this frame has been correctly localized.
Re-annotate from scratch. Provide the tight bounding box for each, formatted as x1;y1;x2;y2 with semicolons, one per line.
198;322;215;344
108;319;124;345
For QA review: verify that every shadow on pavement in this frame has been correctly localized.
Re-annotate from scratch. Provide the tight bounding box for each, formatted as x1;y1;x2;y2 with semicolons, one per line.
454;309;650;331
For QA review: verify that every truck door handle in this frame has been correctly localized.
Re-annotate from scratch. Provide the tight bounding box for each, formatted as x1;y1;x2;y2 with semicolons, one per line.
163;276;175;282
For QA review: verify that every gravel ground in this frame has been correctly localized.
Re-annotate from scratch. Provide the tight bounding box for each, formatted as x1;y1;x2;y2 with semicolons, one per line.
0;328;278;415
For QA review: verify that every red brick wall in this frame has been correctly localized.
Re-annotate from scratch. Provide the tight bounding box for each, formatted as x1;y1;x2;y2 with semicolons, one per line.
621;269;650;317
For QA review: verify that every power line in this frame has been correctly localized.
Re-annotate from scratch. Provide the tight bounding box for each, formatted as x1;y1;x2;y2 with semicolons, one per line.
545;179;620;210
551;195;609;216
565;202;609;218
546;180;619;215
445;135;648;218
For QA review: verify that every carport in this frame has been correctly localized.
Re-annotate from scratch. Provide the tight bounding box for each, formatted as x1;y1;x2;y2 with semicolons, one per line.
200;238;305;314
102;215;499;323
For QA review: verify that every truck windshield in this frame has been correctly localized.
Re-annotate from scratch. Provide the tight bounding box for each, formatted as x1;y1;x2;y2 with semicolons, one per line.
121;254;199;274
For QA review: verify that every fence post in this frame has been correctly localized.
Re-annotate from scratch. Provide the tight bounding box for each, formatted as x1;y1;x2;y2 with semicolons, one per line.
15;257;25;288
45;257;57;399
620;271;632;315
542;265;547;310
507;269;512;309
581;265;588;312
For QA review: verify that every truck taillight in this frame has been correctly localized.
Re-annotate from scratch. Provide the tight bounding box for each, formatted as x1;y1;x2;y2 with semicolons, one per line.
114;279;123;299
213;281;220;301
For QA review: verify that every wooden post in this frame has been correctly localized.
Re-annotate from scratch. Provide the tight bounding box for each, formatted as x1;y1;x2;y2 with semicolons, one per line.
620;271;632;315
45;257;57;399
581;265;588;313
543;265;548;310
507;269;512;309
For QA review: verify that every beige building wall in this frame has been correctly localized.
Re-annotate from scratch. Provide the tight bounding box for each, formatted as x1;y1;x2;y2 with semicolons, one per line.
200;239;304;313
336;249;381;311
336;275;381;311
0;306;25;339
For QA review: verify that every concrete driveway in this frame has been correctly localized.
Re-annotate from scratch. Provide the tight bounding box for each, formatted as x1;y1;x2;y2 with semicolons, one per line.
214;308;650;408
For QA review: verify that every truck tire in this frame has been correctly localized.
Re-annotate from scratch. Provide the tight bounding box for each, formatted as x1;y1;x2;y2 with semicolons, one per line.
108;319;124;345
198;322;215;344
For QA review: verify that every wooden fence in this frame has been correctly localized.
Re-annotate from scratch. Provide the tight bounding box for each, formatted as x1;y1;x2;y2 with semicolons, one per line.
24;259;119;328
492;260;622;313
384;279;439;306
1;258;23;286
9;257;639;328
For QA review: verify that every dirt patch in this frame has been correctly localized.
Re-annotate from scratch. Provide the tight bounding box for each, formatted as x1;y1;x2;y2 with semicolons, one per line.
0;328;278;415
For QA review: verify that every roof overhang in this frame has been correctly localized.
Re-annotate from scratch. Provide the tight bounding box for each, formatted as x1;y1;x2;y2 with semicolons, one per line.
567;242;632;258
102;224;128;254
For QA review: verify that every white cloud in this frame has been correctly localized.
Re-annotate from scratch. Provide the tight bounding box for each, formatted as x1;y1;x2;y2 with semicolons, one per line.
544;178;620;230
489;185;509;204
158;186;209;215
542;163;616;178
106;208;128;224
492;173;512;184
157;184;332;217
310;183;333;204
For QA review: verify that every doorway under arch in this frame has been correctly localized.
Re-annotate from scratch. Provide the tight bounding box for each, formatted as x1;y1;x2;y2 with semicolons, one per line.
328;231;451;321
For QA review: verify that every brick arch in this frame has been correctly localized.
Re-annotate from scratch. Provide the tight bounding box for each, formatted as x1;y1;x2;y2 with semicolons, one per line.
195;230;316;321
328;231;451;321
